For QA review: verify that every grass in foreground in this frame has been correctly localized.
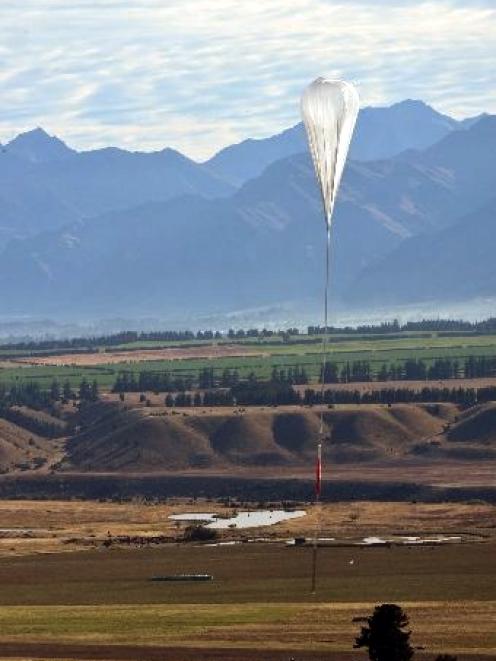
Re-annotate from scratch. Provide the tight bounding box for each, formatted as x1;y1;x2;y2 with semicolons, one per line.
0;601;494;655
0;501;493;656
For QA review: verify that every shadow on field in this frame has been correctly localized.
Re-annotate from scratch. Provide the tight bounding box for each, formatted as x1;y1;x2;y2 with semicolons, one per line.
0;643;488;661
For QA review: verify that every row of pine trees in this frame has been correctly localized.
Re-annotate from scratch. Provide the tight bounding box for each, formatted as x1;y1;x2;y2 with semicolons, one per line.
111;356;496;393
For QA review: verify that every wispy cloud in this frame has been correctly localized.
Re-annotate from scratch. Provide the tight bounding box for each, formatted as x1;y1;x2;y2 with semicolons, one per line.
0;0;495;159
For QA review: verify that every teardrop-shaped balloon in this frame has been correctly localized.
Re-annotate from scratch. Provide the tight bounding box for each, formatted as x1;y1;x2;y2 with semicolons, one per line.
301;78;359;227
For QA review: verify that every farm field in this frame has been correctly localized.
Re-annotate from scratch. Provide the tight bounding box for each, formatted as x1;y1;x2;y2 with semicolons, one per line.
2;335;496;658
0;499;495;557
3;330;496;388
0;500;493;659
14;343;265;366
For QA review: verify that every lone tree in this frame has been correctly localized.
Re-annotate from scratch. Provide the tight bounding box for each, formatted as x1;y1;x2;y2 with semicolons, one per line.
354;603;414;661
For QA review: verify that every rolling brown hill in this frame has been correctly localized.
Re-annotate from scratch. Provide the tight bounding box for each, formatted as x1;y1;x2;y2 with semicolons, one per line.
4;399;496;476
61;401;462;473
0;418;54;472
439;402;496;460
448;402;496;444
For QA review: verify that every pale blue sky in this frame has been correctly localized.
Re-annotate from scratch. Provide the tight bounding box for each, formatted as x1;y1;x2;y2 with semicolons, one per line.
1;0;495;159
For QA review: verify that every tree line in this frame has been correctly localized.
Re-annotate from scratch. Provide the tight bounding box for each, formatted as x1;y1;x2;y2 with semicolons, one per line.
232;382;496;407
2;375;495;412
136;381;496;408
0;328;294;352
111;356;496;396
113;366;311;394
112;368;242;393
302;385;496;407
0;378;99;412
321;356;496;382
0;378;100;436
308;317;496;335
4;316;496;353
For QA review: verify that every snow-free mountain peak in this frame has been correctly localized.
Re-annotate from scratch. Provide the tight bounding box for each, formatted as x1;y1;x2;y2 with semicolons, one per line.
205;99;472;185
6;127;76;163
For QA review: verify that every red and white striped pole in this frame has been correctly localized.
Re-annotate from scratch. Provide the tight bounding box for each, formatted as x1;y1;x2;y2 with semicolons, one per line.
315;442;322;499
311;441;322;593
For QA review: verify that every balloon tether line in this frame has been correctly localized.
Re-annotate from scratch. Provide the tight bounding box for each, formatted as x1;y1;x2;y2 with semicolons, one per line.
311;219;331;595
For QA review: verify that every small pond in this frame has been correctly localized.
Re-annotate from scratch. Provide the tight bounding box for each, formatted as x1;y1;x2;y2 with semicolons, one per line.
169;510;306;529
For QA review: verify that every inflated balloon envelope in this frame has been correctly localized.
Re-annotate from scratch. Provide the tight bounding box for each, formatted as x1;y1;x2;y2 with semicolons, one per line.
301;77;359;228
300;76;359;389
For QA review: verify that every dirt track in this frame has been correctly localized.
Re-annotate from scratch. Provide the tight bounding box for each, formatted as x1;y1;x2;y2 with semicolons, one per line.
0;643;358;660
0;642;487;661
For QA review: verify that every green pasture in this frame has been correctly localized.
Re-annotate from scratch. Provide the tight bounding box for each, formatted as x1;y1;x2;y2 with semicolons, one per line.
0;601;493;653
0;364;116;389
2;331;496;388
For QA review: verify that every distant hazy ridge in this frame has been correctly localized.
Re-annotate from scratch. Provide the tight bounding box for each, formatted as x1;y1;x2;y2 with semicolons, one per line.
0;100;493;319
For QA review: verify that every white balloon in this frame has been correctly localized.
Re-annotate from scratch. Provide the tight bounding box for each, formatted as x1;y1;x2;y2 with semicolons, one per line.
301;78;359;227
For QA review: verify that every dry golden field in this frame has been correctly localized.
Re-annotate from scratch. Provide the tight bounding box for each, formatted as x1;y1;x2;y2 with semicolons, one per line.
0;499;494;556
0;499;493;659
11;344;263;367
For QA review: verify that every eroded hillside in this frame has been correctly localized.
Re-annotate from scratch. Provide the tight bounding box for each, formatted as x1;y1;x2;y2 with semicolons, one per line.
2;399;496;475
62;401;461;472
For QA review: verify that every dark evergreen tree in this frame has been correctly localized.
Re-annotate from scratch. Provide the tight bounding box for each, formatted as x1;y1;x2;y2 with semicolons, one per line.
78;379;92;401
354;603;413;661
199;367;215;389
378;364;389;382
404;359;427;380
296;366;308;385
63;380;74;401
221;368;232;387
90;380;99;401
321;362;339;383
340;362;351;383
351;360;371;382
50;379;61;401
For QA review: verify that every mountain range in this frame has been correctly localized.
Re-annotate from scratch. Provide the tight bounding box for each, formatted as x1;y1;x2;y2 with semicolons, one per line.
0;132;232;245
204;99;471;186
0;99;494;323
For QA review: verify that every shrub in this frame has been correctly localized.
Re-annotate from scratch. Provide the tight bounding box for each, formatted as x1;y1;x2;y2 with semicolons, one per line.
183;525;218;542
